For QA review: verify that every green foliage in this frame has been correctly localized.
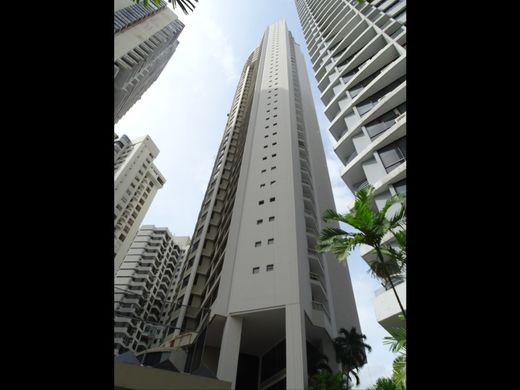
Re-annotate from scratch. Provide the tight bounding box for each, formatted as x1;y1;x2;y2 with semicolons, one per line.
132;0;199;15
308;370;345;390
316;185;407;318
333;327;372;388
374;377;405;390
381;317;406;388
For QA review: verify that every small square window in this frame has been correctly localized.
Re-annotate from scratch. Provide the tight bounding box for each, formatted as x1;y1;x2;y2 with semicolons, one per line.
266;117;270;120
272;142;277;146
259;200;264;205
267;238;274;245
261;169;266;173
262;157;267;160
260;183;266;188
257;219;263;225
266;264;274;271
265;125;269;129
264;135;269;138
270;180;276;185
274;115;278;118
255;241;261;247
273;132;278;135
253;267;260;274
271;166;276;170
272;154;277;157
273;123;278;126
269;216;275;222
269;197;275;202
264;145;268;149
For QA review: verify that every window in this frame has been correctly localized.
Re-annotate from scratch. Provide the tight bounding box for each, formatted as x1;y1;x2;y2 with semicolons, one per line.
270;180;276;185
264;145;268;149
393;179;406;194
269;197;275;203
364;104;406;140
259;200;265;205
272;154;277;157
266;117;270;120
265;125;270;129
257;219;263;225
273;132;278;136
271;166;276;170
355;75;406;116
268;239;274;245
253;267;260;274
263;157;267;160
255;241;261;247
272;142;277;146
260;183;266;188
262;169;266;173
264;135;269;138
378;136;406;173
266;264;274;271
273;123;278;126
269;216;275;222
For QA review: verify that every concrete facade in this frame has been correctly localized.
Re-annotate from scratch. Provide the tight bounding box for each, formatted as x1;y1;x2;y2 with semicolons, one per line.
164;21;360;389
114;0;184;124
114;135;166;272
294;0;406;333
115;225;190;355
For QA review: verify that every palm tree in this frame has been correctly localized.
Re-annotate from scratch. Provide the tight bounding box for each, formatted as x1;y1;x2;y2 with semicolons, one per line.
333;327;372;389
132;0;199;15
384;318;406;388
316;185;406;319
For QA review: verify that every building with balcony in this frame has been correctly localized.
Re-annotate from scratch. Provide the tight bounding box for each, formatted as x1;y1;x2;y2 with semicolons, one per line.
114;0;184;123
114;134;166;272
294;0;406;332
162;21;360;389
114;225;190;355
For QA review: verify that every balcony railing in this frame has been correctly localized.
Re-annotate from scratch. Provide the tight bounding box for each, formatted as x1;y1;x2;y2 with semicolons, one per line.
312;301;331;322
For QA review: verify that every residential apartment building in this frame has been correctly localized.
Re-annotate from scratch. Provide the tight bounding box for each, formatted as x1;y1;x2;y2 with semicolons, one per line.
161;21;360;389
114;0;184;123
114;134;165;272
294;0;406;332
115;225;190;355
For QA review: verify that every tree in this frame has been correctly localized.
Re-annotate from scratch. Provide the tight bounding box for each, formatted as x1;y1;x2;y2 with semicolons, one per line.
383;317;406;388
315;185;406;319
132;0;199;15
308;370;345;390
334;327;372;389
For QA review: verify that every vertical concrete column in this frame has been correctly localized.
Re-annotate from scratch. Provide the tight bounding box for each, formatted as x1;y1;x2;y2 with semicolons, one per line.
286;304;308;389
217;316;243;388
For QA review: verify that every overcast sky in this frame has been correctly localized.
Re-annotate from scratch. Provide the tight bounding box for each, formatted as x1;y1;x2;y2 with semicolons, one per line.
115;0;397;386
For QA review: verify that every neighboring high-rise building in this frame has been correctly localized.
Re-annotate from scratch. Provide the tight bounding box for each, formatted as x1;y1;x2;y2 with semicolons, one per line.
114;0;184;124
294;0;406;332
114;134;166;272
114;225;190;355
161;21;360;389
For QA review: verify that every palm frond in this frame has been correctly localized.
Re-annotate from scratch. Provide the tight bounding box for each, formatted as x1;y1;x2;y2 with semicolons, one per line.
322;208;349;224
383;328;406;353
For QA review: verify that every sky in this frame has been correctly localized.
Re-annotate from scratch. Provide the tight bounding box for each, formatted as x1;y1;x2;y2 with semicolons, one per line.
115;0;397;387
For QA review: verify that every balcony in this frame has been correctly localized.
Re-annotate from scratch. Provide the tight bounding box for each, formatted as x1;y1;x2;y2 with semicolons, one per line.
312;301;331;323
310;272;327;301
